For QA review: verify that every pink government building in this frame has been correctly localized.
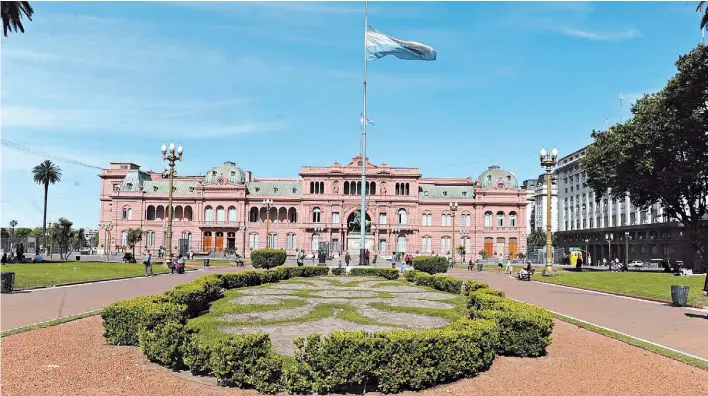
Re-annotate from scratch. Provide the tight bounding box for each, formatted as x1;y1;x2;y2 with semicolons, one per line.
99;156;528;261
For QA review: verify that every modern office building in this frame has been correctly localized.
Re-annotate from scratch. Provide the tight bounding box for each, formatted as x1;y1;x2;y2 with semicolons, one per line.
522;174;558;234
98;157;529;260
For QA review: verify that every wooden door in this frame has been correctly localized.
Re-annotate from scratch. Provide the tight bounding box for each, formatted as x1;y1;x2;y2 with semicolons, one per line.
215;232;224;252
509;238;518;259
484;238;493;258
203;232;212;252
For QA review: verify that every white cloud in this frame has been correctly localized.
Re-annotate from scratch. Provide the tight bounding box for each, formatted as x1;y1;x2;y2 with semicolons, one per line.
561;27;642;41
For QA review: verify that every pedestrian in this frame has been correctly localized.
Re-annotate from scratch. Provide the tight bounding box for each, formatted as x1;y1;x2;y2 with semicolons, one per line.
365;249;371;265
338;260;342;269
312;251;316;263
400;260;406;273
504;257;512;274
177;254;186;274
345;251;351;266
143;250;153;277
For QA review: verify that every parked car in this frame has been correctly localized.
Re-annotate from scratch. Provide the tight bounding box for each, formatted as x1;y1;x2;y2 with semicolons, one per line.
628;260;644;269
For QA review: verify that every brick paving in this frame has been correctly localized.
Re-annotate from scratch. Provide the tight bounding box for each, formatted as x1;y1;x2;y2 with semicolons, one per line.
0;266;248;331
449;268;708;360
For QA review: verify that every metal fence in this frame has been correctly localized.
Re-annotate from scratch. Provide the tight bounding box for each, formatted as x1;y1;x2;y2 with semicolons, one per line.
1;237;38;256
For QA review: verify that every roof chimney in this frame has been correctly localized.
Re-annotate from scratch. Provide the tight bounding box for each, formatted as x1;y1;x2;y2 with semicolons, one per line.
246;170;252;183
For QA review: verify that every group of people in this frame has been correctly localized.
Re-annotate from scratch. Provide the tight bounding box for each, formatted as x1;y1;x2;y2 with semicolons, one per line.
142;250;186;277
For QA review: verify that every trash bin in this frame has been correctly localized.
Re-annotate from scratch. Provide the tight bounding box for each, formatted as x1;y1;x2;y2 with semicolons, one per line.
670;285;689;306
203;259;210;267
477;262;483;272
1;272;15;293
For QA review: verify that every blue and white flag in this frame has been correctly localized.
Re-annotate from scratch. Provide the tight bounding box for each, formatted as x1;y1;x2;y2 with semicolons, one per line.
366;25;437;61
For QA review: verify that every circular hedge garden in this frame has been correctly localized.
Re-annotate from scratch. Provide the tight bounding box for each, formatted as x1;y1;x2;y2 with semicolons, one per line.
102;267;554;394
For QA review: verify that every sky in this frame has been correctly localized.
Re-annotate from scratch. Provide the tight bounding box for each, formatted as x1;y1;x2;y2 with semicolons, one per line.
0;1;704;229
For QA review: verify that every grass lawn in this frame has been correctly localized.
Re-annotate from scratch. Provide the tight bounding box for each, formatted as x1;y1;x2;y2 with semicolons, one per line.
0;262;170;289
534;271;707;306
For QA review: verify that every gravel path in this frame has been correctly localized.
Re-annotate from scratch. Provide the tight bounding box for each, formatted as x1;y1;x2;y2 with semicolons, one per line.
3;316;707;396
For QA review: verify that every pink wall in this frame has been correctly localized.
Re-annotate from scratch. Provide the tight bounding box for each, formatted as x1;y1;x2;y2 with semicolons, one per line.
98;158;527;260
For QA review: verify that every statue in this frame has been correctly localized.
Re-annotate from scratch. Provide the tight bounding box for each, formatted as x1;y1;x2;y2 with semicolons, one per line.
333;181;339;194
348;211;371;232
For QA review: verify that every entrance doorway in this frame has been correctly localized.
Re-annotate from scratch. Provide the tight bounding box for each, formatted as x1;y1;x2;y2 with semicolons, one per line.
203;232;212;252
227;232;236;251
215;232;224;252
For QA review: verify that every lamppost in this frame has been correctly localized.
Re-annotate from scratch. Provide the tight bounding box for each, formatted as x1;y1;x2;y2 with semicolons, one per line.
314;226;324;258
263;199;274;248
101;222;113;261
605;233;614;267
9;220;17;253
161;141;183;267
624;231;630;267
460;229;469;262
540;147;558;276
449;201;458;265
584;238;590;264
392;227;401;259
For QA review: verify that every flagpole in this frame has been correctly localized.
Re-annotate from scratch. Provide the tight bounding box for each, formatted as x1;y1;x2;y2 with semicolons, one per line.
360;0;369;265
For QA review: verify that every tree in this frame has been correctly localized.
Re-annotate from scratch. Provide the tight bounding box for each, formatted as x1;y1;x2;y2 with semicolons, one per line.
126;228;143;257
527;229;557;249
9;220;17;240
583;45;708;272
70;228;86;251
91;232;99;248
698;2;708;30
1;1;33;37
478;249;488;260
14;227;32;239
32;160;62;252
49;218;74;260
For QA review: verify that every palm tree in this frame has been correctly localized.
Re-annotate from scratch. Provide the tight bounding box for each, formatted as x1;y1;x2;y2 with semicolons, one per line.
32;160;62;253
1;2;34;37
699;2;708;30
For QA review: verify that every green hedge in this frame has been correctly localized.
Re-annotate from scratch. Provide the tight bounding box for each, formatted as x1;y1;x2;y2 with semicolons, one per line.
138;320;189;370
102;295;187;346
291;319;498;394
412;273;463;294
412;256;448;275
461;280;490;295
209;333;284;394
251;249;288;269
280;266;330;278
348;267;399;280
468;291;553;357
331;268;346;276
403;270;420;282
163;274;224;318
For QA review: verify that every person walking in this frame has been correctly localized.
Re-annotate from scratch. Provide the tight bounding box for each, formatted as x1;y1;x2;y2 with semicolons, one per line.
365;249;371;265
177;254;186;274
143;250;153;277
344;251;351;266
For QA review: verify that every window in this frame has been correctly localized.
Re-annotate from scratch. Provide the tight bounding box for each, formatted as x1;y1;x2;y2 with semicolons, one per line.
463;237;471;255
122;207;132;220
216;206;225;222
484;211;493;228
379;213;387;225
145;231;155;247
496;211;505;227
286;234;297;249
332;239;340;252
396;235;406;253
249;233;260;249
184;206;193;221
464;214;471;227
441;237;451;253
312;207;321;223
379;239;387;253
509;211;517;228
311;234;320;252
421;213;432;226
228;206;237;222
422;236;432;253
268;234;278;249
288;208;298;223
204;206;213;222
181;231;192;244
121;231;127;246
397;209;407;225
249;207;259;222
441;214;449;226
462;191;467;197
332;212;340;225
309;181;325;194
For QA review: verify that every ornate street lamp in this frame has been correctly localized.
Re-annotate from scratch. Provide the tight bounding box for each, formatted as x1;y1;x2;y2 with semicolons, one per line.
101;221;113;261
540;147;558;276
162;141;183;266
449;201;458;265
624;231;630;267
263;199;274;248
460;229;469;262
605;233;614;267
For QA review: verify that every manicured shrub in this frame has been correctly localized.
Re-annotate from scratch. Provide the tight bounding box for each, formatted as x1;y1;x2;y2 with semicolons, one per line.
461;280;490;295
290;320;499;394
412;273;463;294
209;333;284;394
403;270;420;282
163;274;224;317
331;267;346;276
277;266;330;279
138;320;189;370
260;269;282;284
251;249;287;270
102;295;187;346
412;256;448;275
468;295;554;357
181;333;216;376
218;271;264;289
475;287;505;297
348;267;399;280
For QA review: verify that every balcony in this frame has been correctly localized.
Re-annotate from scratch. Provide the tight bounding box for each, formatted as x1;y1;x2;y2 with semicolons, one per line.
198;221;241;227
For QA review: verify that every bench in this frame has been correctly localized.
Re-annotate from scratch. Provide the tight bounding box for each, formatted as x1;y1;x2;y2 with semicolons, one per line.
519;268;535;281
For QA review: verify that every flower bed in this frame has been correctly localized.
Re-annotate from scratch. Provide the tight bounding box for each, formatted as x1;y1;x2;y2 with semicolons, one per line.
101;266;554;394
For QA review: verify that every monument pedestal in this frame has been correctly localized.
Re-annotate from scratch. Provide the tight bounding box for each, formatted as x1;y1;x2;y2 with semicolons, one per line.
346;235;375;265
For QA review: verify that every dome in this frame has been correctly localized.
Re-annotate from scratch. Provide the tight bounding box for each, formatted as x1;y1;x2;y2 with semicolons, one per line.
478;165;519;189
204;161;246;184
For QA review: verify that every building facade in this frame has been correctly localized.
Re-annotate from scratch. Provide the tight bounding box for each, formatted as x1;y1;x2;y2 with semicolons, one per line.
98;157;528;260
522;174;558;234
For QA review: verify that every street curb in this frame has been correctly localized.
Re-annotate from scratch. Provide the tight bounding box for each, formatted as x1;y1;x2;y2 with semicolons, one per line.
10;268;202;292
533;279;705;309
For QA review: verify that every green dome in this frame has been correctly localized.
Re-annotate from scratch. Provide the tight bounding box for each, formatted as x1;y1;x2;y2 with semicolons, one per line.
478;165;519;189
204;161;246;184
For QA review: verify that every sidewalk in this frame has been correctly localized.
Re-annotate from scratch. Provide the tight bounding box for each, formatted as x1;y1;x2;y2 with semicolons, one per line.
448;269;708;360
0;267;247;331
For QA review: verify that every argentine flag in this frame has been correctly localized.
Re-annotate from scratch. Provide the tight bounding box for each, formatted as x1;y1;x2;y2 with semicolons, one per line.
366;26;437;61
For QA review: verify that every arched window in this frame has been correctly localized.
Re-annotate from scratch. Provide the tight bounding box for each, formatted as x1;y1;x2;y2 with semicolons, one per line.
175;206;183;221
249;207;259;222
397;209;407;225
441;213;449;226
204;206;213;222
122;207;132;220
312;207;321;223
496;211;505;227
216;206;225;222
288;207;297;223
441;236;451;253
228;206;237;222
465;214;471;227
184;206;193;221
145;231;155;247
311;233;320;252
421;213;427;226
156;205;165;221
396;235;407;253
344;181;350;195
310;181;314;194
121;231;127;246
286;234;297;249
278;207;287;223
509;211;517;228
395;183;400;195
422;236;432;253
371;181;376;195
484;211;493;228
463;237;471;255
146;205;156;220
